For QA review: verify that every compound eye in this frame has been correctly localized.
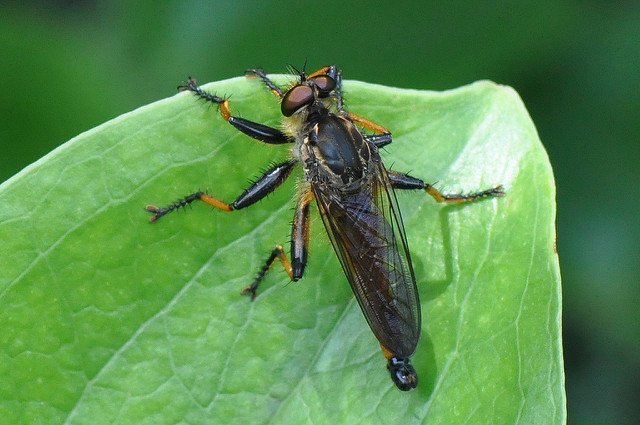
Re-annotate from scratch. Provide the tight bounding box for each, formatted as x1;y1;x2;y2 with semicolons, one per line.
311;75;336;97
281;84;314;116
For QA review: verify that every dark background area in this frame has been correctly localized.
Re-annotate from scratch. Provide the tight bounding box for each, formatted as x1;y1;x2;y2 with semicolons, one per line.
1;2;638;424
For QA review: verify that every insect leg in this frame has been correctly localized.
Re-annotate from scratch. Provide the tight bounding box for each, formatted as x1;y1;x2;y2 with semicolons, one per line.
242;188;314;300
365;133;393;148
145;160;297;222
291;188;314;279
179;78;291;144
241;245;293;301
307;65;342;80
332;67;344;112
348;112;391;135
387;170;505;203
245;68;284;97
348;111;393;147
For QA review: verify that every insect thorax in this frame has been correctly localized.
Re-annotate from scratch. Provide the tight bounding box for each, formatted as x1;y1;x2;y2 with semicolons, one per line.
295;110;374;192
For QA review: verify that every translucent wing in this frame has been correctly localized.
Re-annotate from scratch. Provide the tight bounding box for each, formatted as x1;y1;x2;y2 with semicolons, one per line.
313;159;421;357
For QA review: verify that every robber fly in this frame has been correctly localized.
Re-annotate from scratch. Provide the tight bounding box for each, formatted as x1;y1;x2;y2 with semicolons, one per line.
145;65;504;391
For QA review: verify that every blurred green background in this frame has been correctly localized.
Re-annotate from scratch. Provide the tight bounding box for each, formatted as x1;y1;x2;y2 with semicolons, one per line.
1;1;638;424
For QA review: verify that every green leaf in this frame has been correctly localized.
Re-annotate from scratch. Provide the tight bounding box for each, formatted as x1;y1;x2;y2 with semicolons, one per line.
0;76;564;424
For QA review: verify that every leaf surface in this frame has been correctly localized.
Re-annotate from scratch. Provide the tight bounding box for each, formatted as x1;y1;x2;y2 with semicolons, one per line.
0;76;564;424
